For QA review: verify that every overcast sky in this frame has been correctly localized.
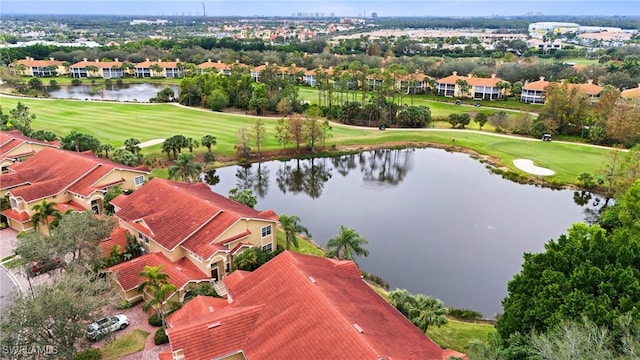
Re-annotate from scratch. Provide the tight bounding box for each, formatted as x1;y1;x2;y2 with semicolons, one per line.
2;0;639;17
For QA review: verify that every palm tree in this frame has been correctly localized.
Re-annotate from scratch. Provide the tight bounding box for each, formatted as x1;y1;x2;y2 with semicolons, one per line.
124;138;141;154
326;225;369;260
201;135;217;153
406;295;448;333
168;153;202;183
279;214;309;250
455;79;470;98
31;199;60;231
185;137;199;153
137;265;178;328
100;143;114;159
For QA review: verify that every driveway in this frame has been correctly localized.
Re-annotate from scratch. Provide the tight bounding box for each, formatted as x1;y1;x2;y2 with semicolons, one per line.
90;303;170;359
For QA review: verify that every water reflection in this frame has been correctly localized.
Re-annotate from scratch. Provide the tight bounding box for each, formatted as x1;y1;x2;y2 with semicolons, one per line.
276;158;332;198
45;83;180;102
235;163;270;197
209;148;598;317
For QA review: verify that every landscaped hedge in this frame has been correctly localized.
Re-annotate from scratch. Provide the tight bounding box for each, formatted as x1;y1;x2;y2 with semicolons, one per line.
74;348;101;360
148;313;162;327
154;328;169;345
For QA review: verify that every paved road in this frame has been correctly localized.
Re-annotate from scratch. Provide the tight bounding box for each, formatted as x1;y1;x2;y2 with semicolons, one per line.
0;265;19;309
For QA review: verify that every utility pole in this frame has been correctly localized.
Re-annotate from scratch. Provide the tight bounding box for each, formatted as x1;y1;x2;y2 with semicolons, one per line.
202;2;206;18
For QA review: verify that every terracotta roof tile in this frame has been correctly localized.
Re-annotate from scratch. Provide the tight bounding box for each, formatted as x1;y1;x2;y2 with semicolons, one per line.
14;59;64;68
69;60;124;69
113;178;277;253
1;209;30;222
621;86;640;98
164;251;452;359
437;73;505;87
166;295;229;328
100;227;129;257
1;147;147;201
105;252;209;292
1;130;59;160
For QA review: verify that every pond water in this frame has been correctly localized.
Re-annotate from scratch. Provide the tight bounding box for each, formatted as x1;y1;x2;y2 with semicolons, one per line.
45;83;180;102
207;148;598;318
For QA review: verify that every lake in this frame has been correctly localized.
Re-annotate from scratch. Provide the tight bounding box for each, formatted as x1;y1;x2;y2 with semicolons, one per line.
45;83;180;102
207;148;597;318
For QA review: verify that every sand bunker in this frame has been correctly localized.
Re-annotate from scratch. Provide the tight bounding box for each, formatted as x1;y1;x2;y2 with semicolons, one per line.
513;159;555;176
138;139;165;148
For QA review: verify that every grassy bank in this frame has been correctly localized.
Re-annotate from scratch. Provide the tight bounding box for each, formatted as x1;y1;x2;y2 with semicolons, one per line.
427;319;496;353
0;96;612;186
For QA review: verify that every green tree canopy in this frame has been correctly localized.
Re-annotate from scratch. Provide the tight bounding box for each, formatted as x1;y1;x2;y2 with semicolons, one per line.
497;182;640;341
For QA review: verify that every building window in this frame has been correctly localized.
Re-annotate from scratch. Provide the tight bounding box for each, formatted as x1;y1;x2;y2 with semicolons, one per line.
261;225;272;237
10;198;17;209
134;176;144;186
225;262;230;273
262;243;273;252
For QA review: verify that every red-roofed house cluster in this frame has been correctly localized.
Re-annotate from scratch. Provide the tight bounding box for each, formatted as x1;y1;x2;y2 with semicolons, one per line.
1;131;149;233
159;251;467;360
1;131;465;359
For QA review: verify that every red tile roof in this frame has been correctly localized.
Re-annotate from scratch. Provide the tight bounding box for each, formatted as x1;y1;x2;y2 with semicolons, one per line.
69;59;124;69
1;209;30;223
1;130;59;160
105;252;209;292
13;58;64;68
164;251;456;360
1;147;147;201
621;86;640;98
100;227;129;257
112;178;278;258
197;60;232;71
437;72;505;87
523;79;602;95
522;78;550;91
135;60;180;69
166;295;229;328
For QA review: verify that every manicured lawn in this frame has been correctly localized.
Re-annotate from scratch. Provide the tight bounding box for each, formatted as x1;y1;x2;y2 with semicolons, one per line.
276;229;325;256
0;96;613;186
100;329;149;360
427;319;496;353
537;57;598;66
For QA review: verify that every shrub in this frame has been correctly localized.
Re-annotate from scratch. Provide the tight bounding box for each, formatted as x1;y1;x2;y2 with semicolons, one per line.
448;307;483;321
71;79;82;86
73;348;101;360
203;152;215;163
148;313;162;327
154;328;169;345
361;271;389;290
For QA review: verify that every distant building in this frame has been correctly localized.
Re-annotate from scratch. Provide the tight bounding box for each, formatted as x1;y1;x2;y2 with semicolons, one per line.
129;19;169;25
371;12;378;18
528;22;579;38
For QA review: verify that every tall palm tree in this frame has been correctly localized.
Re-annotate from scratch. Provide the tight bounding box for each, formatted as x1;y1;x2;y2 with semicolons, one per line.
279;214;309;250
406;295;448;333
168;153;202;183
124;138;141;154
137;265;178;328
31;199;60;231
326;225;369;260
100;143;114;159
201;135;217;153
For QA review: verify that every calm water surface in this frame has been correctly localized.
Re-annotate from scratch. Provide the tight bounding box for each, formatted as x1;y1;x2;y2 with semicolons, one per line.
209;148;594;317
46;83;179;102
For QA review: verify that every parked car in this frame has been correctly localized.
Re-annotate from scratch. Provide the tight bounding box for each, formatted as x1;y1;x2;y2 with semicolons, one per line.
29;257;62;276
455;100;461;105
474;103;481;107
85;314;130;341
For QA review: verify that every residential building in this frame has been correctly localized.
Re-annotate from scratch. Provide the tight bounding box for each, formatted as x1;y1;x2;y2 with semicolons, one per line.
621;85;640;99
436;72;507;100
197;59;233;75
0;130;59;171
520;77;603;104
0;147;149;233
107;177;278;301
135;59;183;78
528;22;580;38
159;251;466;360
104;252;210;304
11;57;66;77
69;58;126;78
